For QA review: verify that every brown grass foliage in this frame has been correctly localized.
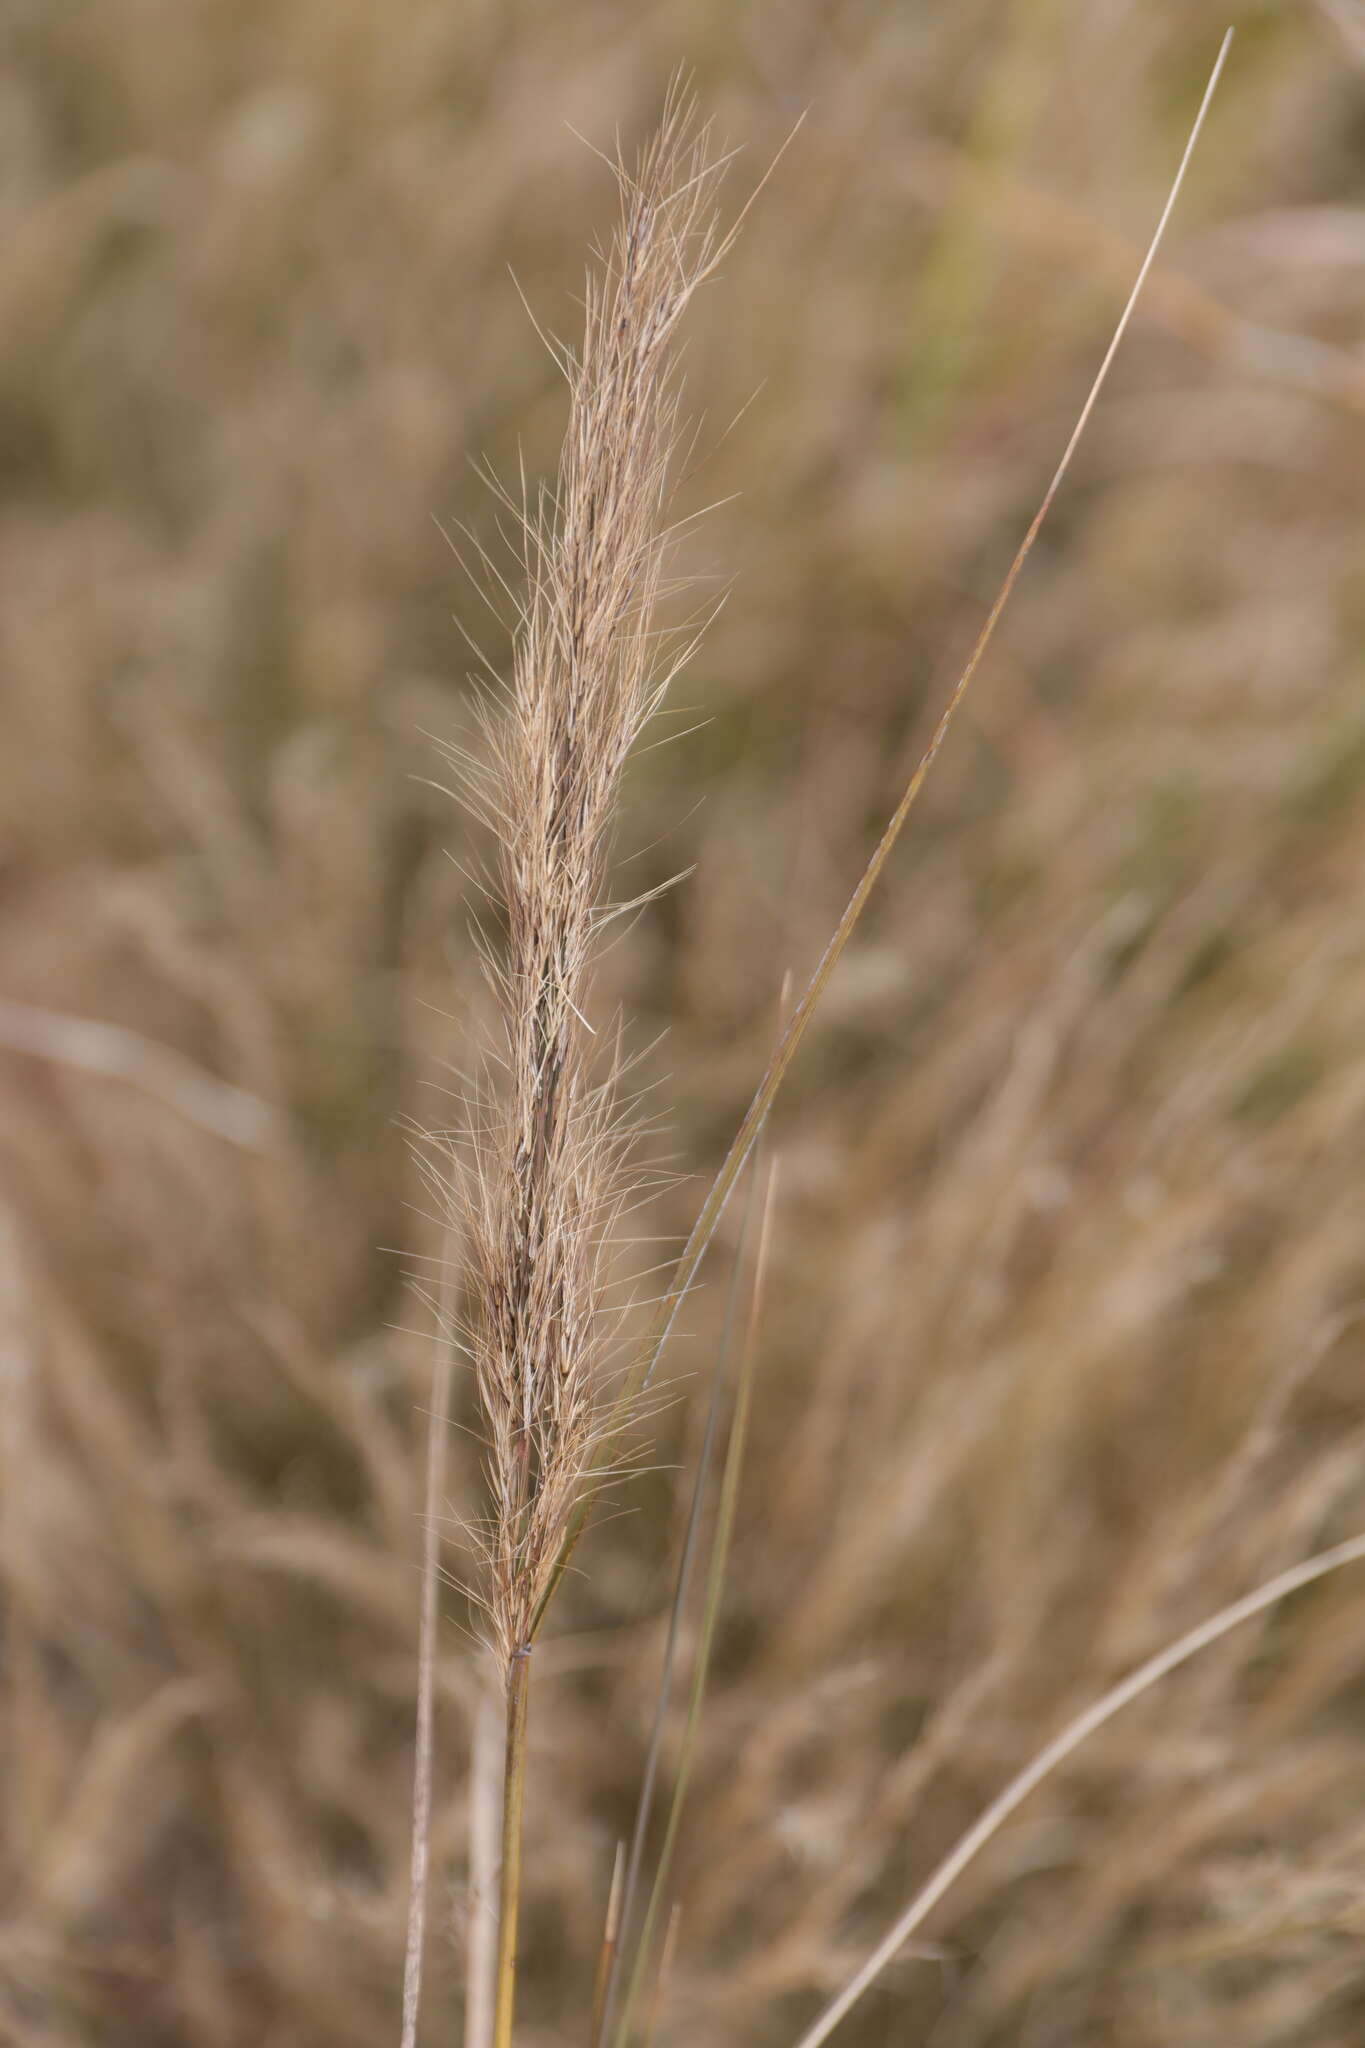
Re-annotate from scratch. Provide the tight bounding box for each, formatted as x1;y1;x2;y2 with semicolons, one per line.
3;5;1365;2045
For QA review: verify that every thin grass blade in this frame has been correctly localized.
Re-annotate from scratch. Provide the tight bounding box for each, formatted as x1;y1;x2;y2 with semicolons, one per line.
641;1904;683;2048
597;1152;767;2046
590;1842;627;2047
790;1528;1365;2048
614;1155;780;2046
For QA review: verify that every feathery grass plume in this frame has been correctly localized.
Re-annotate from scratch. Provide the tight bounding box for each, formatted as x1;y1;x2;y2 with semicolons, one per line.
429;88;735;2048
460;84;731;1676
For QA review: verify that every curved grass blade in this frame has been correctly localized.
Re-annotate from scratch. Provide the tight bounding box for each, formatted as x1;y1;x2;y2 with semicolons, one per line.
790;1528;1365;2048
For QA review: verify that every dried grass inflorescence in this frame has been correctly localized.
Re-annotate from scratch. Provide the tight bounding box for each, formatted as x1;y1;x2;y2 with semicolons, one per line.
441;94;731;1676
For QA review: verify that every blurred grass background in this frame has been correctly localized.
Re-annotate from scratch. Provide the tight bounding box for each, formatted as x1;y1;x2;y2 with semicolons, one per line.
4;2;1365;2043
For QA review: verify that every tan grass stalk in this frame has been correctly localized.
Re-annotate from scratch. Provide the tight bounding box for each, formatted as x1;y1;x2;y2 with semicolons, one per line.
434;87;736;2048
399;1254;455;2048
640;1902;683;2048
591;1843;627;2045
599;1147;769;2048
465;1674;503;2048
492;1648;531;2048
614;1152;780;2048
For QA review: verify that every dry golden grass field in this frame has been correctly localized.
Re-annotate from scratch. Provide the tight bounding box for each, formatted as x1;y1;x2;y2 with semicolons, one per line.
4;4;1365;2044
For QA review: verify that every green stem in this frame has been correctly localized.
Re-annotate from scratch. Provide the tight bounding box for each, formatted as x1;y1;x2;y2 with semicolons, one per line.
492;1651;531;2048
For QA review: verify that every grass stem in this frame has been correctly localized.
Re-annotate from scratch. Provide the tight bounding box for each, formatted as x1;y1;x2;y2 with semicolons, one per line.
493;1651;532;2048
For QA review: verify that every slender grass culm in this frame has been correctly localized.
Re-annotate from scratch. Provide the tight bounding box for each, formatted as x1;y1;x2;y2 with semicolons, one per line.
403;90;739;2048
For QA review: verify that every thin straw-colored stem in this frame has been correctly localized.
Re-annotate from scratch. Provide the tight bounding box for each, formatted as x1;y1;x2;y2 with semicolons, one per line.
791;1528;1365;2048
492;1652;532;2048
641;1904;682;2048
591;1843;627;2047
599;1155;765;2047
533;28;1234;1642
400;1253;456;2048
466;1675;503;2048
